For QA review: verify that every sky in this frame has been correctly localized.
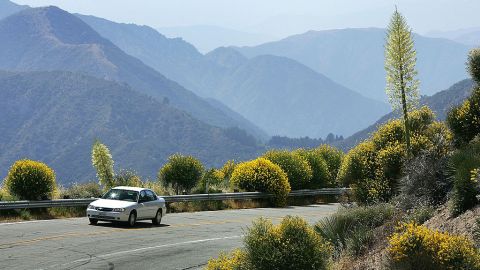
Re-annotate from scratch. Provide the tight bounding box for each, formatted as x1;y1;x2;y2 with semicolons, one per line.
11;0;480;38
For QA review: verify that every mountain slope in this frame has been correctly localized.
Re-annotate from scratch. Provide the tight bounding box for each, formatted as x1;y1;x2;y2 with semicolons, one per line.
0;0;27;19
236;28;470;101
335;79;475;151
0;6;263;139
202;51;389;137
78;16;389;138
0;71;261;184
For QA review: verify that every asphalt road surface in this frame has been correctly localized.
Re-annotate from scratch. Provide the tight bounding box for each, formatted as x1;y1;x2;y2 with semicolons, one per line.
0;204;339;270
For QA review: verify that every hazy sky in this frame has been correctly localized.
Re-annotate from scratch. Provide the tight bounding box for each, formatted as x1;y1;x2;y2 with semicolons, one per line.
11;0;480;37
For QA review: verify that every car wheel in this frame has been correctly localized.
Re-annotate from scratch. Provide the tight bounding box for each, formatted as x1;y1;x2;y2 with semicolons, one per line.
89;218;98;225
152;209;162;225
128;211;137;227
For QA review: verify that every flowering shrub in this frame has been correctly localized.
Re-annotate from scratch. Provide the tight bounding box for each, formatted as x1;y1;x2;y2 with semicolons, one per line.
295;149;330;188
313;145;344;186
230;158;290;206
388;223;480;270
205;249;250;270
338;107;451;204
262;150;312;190
4;159;56;200
207;216;332;270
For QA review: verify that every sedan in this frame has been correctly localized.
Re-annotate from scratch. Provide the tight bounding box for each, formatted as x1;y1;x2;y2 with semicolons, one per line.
87;186;166;227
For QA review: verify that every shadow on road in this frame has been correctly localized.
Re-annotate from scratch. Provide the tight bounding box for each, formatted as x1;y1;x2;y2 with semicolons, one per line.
91;222;171;229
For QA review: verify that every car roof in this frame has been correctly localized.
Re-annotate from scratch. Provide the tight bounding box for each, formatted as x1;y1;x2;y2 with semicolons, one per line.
112;186;148;192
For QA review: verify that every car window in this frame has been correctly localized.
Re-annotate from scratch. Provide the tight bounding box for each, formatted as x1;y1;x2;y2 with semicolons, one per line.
139;191;147;202
146;190;156;201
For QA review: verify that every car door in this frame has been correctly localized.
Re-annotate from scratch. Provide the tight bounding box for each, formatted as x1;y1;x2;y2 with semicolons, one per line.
145;190;158;218
137;190;149;219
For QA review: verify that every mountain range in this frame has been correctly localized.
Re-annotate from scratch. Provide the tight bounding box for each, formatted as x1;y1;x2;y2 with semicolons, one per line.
427;27;480;46
0;71;261;184
76;14;390;138
157;25;277;53
0;6;266;140
235;28;471;101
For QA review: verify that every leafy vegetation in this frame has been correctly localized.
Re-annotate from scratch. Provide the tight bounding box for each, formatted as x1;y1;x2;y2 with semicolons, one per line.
3;159;57;200
314;204;395;257
338;107;451;204
388;223;480;270
267;134;343;150
262;150;312;190
207;216;332;270
313;145;344;187
295;149;330;188
158;154;204;194
230;158;290;206
60;182;103;199
448;141;480;216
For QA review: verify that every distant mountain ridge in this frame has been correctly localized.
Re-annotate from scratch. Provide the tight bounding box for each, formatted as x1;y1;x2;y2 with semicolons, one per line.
335;79;475;151
76;15;390;138
235;28;470;101
0;5;266;140
0;71;261;183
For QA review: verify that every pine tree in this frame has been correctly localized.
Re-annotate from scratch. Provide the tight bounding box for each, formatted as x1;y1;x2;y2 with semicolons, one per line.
385;8;420;156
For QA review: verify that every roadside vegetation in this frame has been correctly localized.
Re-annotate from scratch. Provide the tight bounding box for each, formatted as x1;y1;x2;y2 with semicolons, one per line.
205;8;480;270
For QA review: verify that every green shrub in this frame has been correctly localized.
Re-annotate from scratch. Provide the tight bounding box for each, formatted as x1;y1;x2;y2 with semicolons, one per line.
3;159;56;200
230;158;290;206
447;86;480;147
388;223;480;270
337;141;377;187
220;160;236;183
206;217;332;270
158;154;204;194
244;216;332;270
339;107;451;204
314;204;394;257
200;168;225;192
468;48;480;84
449;142;480;216
61;182;103;199
314;145;344;185
262;150;312;190
295;149;330;188
403;206;435;224
113;169;143;187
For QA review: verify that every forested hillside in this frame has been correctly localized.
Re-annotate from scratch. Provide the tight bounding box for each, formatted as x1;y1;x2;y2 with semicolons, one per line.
0;71;261;184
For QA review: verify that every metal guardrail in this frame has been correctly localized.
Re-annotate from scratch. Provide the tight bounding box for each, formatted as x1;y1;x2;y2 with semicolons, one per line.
0;188;349;210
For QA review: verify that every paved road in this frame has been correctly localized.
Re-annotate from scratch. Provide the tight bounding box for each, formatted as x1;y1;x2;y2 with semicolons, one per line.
0;204;338;270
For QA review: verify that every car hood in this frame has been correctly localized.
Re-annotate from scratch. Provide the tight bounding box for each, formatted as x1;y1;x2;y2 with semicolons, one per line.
90;199;137;208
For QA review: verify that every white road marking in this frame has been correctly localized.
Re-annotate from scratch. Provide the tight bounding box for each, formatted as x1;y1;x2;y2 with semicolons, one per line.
41;235;242;269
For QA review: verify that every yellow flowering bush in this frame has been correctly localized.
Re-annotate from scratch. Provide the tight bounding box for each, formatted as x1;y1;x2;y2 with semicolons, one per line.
447;87;480;147
205;249;250;270
262;150;312;190
388;223;480;270
230;158;290;206
206;216;332;270
3;159;57;200
313;145;344;186
338;107;452;204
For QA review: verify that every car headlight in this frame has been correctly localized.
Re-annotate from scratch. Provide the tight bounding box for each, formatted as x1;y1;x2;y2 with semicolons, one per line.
87;205;95;209
113;208;125;212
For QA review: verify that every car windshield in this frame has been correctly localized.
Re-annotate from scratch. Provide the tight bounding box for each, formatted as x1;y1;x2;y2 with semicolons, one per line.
102;189;138;202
